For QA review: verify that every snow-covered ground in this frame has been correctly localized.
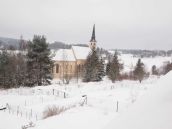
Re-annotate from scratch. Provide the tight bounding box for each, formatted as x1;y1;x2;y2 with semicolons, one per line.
0;54;172;129
0;76;165;129
105;71;172;129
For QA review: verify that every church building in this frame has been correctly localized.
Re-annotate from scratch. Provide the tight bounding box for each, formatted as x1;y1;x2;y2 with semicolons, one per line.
52;25;97;80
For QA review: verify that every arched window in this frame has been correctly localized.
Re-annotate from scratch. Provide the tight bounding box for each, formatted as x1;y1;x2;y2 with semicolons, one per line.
56;64;59;73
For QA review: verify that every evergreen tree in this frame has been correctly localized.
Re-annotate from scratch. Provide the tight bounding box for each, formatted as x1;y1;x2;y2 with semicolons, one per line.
106;59;110;75
0;50;9;88
98;57;105;78
107;51;123;83
133;59;145;83
0;50;27;88
82;53;92;82
19;35;28;50
152;65;158;75
26;35;53;86
83;48;104;82
15;53;27;86
163;62;172;75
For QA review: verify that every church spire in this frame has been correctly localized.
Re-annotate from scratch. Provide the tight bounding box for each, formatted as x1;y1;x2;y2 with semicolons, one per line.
90;24;96;42
89;24;97;49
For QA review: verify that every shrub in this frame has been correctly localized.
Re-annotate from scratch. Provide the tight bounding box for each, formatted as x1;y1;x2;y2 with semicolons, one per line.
43;105;76;119
43;105;67;119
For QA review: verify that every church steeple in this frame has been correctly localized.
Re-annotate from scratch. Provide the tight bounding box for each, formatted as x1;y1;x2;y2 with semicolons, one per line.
90;24;96;42
89;24;97;49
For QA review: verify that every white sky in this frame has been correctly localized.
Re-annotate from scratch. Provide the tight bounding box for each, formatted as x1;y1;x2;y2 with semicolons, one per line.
0;0;172;50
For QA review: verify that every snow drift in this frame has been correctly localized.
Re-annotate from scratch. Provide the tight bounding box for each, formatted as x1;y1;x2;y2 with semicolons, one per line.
105;71;172;129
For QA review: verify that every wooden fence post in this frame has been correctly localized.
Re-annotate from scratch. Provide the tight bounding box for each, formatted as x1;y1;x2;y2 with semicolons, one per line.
64;92;66;98
85;96;87;104
26;112;27;119
30;109;32;118
17;106;19;116
82;95;87;105
53;89;54;95
116;101;119;112
36;114;38;121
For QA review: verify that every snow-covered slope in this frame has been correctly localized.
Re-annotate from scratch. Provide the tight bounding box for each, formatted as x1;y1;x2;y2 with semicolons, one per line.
119;54;171;72
105;71;172;129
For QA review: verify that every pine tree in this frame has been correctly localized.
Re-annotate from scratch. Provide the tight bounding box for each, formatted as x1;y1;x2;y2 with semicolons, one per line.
107;51;122;83
133;59;145;83
98;57;105;78
83;48;104;82
106;59;110;75
152;65;158;75
26;35;53;86
0;50;9;88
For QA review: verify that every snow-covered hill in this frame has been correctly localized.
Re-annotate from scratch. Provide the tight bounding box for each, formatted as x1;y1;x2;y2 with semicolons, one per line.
0;37;19;48
105;71;172;129
119;54;172;72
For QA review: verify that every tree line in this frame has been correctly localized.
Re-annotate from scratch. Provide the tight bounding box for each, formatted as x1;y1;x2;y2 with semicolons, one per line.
0;35;53;89
83;49;145;83
151;62;172;76
83;49;172;83
117;49;172;58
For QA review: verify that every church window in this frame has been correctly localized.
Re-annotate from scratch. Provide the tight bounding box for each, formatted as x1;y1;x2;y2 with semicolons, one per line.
78;64;80;72
70;65;72;72
56;64;59;73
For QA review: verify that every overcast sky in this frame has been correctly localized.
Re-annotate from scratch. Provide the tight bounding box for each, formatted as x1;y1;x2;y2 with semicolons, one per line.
0;0;172;50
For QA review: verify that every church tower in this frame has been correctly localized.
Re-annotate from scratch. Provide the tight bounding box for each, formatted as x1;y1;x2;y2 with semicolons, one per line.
89;24;97;49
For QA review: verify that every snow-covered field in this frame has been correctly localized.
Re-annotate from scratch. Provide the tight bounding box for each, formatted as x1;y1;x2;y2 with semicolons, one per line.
118;54;172;72
0;54;172;129
106;71;172;129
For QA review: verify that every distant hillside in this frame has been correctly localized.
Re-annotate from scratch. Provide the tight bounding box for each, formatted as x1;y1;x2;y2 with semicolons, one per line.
0;36;89;50
48;41;71;49
109;49;172;57
2;36;171;58
0;37;19;49
49;41;88;50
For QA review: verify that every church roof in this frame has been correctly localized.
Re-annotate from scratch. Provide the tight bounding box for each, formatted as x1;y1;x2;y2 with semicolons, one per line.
72;46;91;60
52;49;76;61
52;46;91;61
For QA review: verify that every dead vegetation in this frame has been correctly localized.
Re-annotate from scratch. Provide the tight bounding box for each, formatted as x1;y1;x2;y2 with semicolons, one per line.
43;105;75;119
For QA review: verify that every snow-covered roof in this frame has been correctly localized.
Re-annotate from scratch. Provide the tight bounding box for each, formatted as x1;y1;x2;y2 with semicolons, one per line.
52;49;76;61
72;46;91;60
52;46;91;61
